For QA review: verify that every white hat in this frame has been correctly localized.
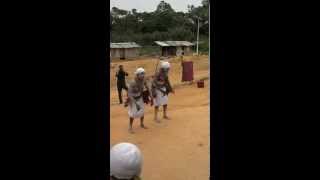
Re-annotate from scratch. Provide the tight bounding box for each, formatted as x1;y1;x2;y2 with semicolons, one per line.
135;67;145;75
110;143;143;179
160;61;170;69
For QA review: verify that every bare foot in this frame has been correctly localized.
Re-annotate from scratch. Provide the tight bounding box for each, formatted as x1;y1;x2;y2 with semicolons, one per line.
141;125;148;129
164;116;170;120
154;118;161;123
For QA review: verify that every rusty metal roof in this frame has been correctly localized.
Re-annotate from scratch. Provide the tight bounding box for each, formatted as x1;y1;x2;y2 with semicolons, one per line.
110;42;141;49
154;41;194;47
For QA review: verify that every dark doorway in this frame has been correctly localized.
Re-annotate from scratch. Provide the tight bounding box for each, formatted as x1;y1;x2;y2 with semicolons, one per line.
120;49;125;59
168;46;177;56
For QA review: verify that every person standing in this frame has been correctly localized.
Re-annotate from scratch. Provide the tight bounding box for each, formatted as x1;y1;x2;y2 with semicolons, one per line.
126;68;151;134
152;61;174;123
116;65;128;104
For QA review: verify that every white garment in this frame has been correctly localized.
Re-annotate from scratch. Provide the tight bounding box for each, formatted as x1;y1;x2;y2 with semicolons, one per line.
154;87;168;107
128;97;144;118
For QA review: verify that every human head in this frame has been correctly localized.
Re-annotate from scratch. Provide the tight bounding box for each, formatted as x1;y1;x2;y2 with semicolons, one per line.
110;143;143;180
135;68;145;81
119;65;124;70
160;61;170;73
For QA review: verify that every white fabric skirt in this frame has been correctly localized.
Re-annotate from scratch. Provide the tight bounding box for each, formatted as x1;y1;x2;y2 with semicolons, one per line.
128;98;144;118
154;87;168;107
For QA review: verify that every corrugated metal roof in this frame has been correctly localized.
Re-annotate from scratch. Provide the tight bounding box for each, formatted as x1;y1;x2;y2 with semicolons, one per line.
154;41;194;47
154;41;169;47
110;42;141;49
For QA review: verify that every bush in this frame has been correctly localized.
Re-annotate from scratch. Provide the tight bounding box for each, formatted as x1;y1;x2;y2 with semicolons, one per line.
139;46;159;56
199;38;209;53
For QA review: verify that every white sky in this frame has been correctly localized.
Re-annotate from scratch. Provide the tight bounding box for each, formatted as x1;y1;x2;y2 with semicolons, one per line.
110;0;203;13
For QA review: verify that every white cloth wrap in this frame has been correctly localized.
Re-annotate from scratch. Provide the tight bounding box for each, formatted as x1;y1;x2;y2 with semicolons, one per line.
128;97;144;118
154;86;168;107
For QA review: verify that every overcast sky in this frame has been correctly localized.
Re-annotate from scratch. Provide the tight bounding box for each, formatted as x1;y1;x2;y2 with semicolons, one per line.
110;0;202;13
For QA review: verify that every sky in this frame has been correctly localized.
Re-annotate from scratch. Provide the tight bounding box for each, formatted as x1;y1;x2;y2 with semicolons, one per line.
110;0;203;13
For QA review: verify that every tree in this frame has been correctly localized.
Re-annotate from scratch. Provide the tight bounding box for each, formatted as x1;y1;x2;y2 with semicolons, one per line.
132;9;137;15
111;7;128;17
110;0;208;52
202;0;209;7
156;1;174;13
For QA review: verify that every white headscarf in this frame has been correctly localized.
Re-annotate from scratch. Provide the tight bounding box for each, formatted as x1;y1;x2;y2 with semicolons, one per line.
160;61;170;69
135;67;145;75
110;143;143;179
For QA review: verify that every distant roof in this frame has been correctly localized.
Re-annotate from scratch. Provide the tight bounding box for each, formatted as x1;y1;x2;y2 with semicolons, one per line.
110;42;141;48
154;41;194;47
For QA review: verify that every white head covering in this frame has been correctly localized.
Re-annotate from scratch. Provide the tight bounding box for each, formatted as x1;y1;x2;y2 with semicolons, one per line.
160;61;170;69
110;143;143;179
135;67;145;75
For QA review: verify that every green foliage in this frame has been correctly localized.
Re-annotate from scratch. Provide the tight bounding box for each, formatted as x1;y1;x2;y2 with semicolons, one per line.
199;37;209;53
139;46;160;56
110;0;209;53
156;0;175;13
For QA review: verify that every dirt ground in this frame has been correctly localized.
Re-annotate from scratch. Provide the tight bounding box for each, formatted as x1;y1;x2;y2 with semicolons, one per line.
110;56;209;180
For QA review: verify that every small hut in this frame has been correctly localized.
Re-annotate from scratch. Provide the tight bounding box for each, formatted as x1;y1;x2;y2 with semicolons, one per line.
154;41;194;57
110;42;141;60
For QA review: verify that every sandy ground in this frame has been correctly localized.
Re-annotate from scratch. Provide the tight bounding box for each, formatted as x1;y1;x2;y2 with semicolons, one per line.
110;56;209;180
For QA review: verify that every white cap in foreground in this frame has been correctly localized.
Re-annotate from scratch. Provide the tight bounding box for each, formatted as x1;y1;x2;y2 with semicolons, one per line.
110;143;143;179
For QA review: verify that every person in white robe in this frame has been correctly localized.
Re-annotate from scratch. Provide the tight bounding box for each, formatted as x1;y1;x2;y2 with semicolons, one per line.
126;68;151;133
151;61;174;123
